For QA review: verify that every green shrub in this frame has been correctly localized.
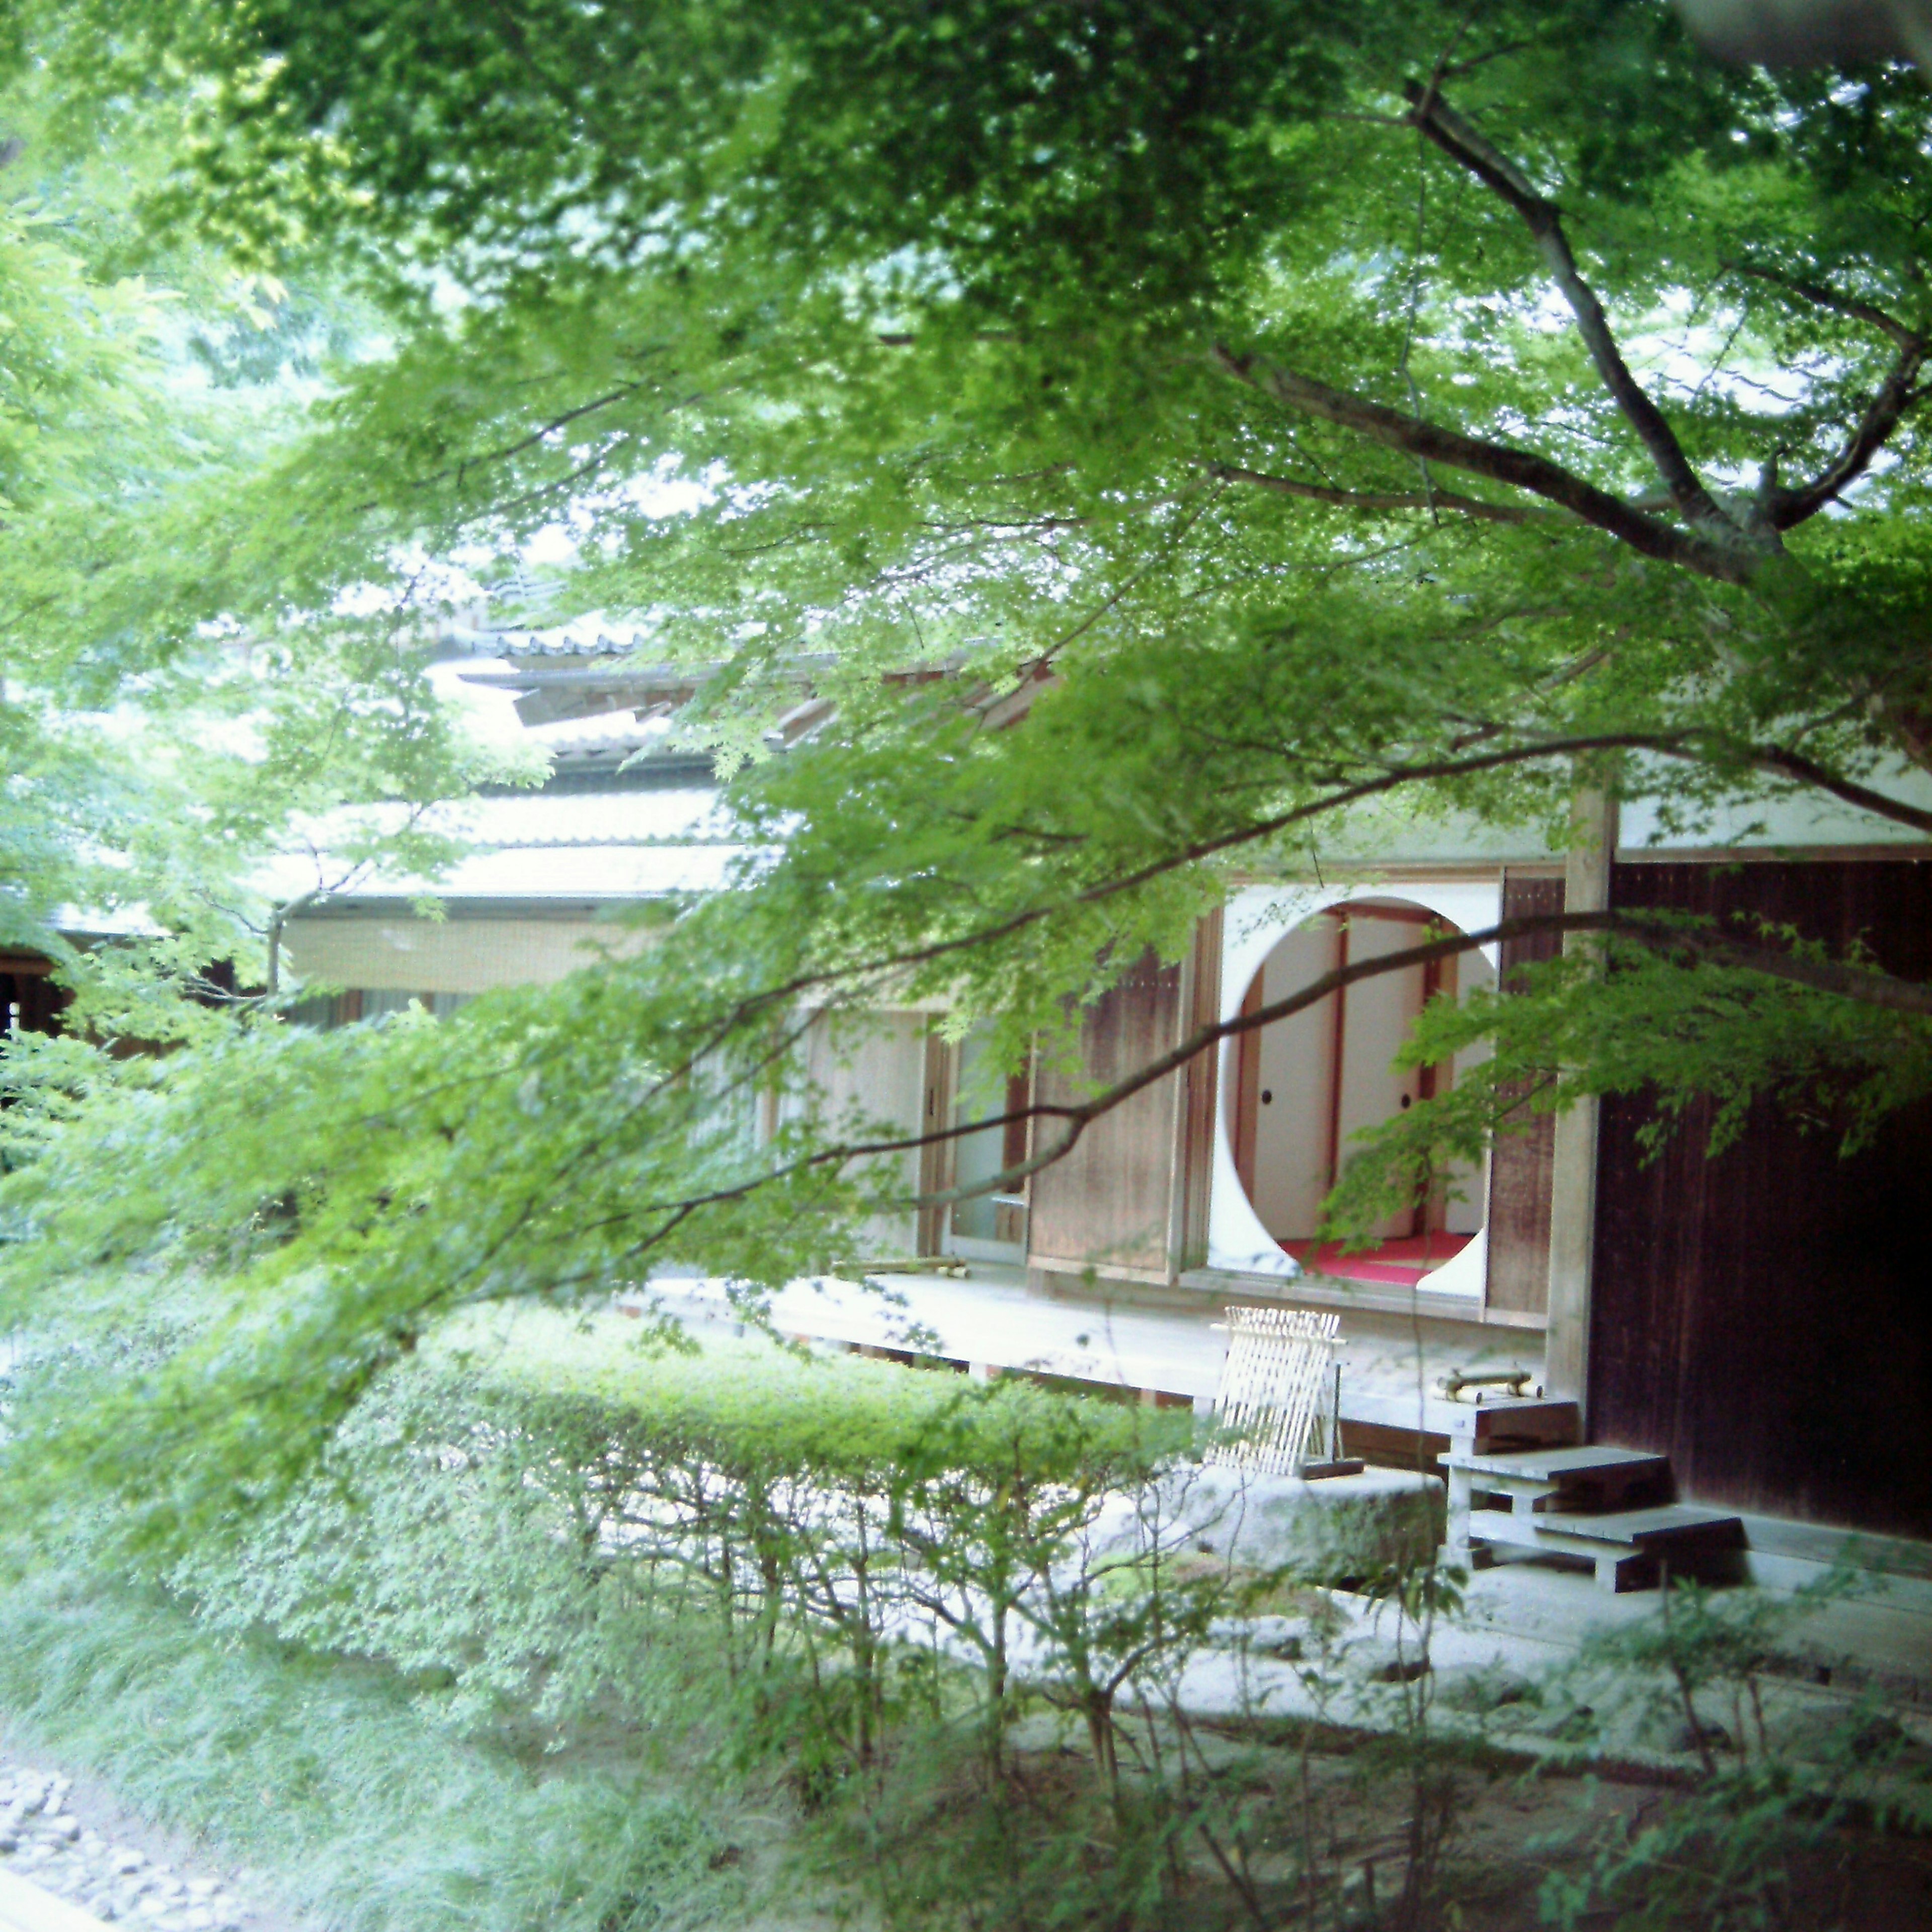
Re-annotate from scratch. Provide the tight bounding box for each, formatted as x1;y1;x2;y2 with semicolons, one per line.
1538;1574;1932;1931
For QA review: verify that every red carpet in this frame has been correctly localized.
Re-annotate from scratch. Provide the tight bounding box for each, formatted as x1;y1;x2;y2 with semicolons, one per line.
1278;1232;1473;1286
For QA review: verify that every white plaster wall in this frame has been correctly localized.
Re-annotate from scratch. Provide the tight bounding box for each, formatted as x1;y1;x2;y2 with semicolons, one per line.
1208;881;1502;1296
285;915;649;994
1249;922;1339;1239
1334;916;1428;1240
1310;757;1932;865
1618;755;1932;851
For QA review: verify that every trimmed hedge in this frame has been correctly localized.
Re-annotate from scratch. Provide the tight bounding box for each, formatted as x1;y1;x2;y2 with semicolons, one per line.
453;1307;1186;1480
169;1310;1210;1795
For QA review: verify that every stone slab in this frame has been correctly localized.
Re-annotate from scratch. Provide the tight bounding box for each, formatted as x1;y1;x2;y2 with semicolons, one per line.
0;1869;109;1932
1151;1464;1446;1578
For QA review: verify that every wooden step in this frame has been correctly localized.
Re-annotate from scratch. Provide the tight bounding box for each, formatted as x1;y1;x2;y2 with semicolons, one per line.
1450;1443;1672;1516
1475;1502;1746;1592
1445;1444;1674;1565
1447;1399;1580;1455
1539;1502;1742;1548
1445;1444;1669;1481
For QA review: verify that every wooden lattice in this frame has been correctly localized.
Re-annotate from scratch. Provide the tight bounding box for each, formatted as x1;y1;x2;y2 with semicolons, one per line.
1208;1305;1341;1476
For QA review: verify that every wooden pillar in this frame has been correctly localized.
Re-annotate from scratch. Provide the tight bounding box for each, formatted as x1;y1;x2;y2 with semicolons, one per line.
916;1027;952;1256
1483;872;1567;1319
1169;910;1224;1274
1544;790;1618;1424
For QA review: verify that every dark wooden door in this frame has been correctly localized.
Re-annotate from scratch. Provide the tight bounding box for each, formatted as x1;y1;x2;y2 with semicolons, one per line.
1589;859;1932;1538
0;955;68;1036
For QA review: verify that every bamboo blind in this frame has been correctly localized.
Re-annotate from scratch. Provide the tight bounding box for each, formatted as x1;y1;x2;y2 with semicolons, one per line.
1208;1305;1341;1477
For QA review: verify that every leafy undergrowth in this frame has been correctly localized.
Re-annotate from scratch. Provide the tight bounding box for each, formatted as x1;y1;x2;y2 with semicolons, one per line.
4;1316;1930;1932
831;1712;1932;1932
0;1567;744;1932
5;1563;1932;1932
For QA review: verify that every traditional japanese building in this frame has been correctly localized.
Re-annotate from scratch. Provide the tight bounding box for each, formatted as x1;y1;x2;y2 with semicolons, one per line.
279;618;1932;1576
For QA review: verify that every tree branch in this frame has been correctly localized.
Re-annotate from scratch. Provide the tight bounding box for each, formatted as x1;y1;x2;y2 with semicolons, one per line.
1403;85;1748;553
929;911;1932;1204
1731;262;1921;349
630;913;1591;1223
626;725;1932;1140
1210;348;1751;581
352;381;649;512
1729;264;1929;526
1208;462;1545;525
1671;927;1932;1014
1744;742;1932;836
319;727;1932;1165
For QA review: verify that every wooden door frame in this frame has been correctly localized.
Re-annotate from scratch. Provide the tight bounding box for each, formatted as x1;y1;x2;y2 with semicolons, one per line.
920;1025;1033;1262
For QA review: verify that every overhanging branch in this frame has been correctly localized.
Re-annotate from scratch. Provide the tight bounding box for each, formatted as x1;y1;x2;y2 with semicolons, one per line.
628;726;1932;1137
1404;85;1746;554
622;908;1932;1230
1671;927;1932;1013
1730;264;1929;527
1208;462;1546;525
1210;348;1749;581
352;379;651;513
1746;742;1932;836
914;910;1932;1208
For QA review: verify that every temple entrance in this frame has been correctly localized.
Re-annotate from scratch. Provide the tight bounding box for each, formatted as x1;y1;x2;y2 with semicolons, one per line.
1223;897;1493;1289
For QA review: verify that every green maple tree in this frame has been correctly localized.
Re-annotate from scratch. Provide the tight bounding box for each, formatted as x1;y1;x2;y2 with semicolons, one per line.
4;1;1931;1512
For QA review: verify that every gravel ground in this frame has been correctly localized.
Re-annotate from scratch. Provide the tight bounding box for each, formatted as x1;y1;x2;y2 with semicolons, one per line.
0;1758;279;1931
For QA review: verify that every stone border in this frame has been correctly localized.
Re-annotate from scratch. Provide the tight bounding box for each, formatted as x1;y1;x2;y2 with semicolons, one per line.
1;1765;247;1932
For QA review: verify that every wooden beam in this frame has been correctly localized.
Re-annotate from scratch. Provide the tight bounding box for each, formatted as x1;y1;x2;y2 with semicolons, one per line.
1233;966;1263;1202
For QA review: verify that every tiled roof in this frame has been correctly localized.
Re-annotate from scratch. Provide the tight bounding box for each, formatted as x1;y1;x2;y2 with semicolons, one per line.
441;788;732;849
311;843;747;902
253;629;762;911
433;604;655;661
